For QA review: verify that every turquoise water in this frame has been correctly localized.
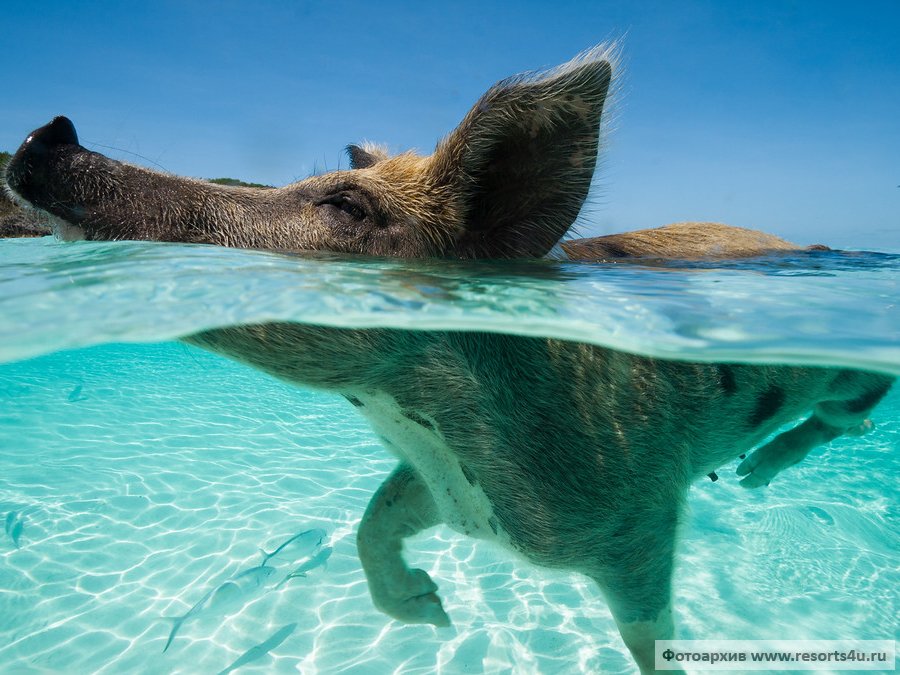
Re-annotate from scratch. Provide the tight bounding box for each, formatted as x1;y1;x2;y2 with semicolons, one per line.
0;237;897;674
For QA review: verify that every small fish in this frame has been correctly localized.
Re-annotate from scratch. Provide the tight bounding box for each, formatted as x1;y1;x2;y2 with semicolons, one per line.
161;565;276;653
258;528;326;567
276;546;333;589
10;518;23;548
67;384;87;402
4;511;15;535
217;622;297;675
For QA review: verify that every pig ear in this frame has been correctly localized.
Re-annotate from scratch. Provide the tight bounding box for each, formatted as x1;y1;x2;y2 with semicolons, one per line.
346;143;389;169
430;47;614;258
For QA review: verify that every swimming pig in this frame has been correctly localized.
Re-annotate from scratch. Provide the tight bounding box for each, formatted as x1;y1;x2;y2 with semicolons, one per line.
4;45;892;673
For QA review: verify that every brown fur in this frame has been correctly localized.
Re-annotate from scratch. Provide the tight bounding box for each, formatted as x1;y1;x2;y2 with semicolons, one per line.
3;47;614;260
563;222;813;260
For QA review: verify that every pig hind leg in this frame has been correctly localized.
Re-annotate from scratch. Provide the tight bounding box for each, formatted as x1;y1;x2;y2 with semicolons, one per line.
591;503;683;674
737;373;893;488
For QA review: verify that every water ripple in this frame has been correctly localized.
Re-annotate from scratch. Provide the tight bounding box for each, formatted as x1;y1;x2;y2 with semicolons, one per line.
0;238;898;373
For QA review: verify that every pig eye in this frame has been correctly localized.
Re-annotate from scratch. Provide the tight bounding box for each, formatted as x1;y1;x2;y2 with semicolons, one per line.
320;194;367;221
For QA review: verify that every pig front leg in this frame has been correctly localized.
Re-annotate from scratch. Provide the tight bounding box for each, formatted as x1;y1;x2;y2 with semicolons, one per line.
357;463;450;627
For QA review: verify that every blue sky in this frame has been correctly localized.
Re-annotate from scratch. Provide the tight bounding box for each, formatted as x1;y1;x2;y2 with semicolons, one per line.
4;0;899;248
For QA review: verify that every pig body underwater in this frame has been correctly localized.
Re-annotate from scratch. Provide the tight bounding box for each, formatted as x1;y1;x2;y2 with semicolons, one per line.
4;46;892;673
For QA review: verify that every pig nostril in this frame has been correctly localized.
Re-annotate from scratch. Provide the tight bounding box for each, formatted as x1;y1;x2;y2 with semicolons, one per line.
26;116;79;150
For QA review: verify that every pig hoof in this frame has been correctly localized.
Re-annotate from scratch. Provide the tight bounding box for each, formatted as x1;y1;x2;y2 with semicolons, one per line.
737;446;802;488
373;568;451;627
736;451;778;488
846;419;873;437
